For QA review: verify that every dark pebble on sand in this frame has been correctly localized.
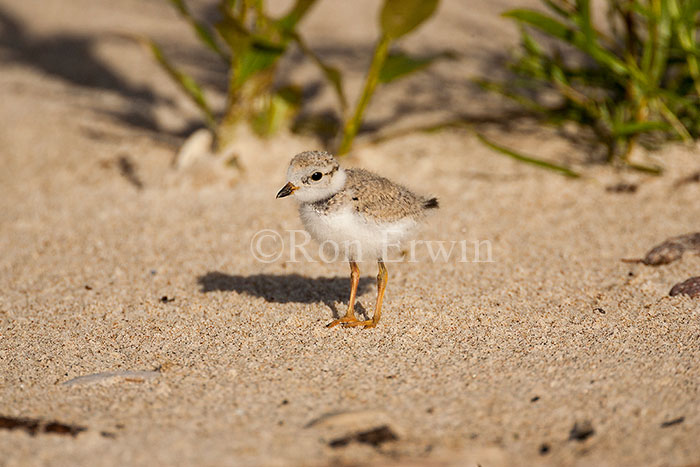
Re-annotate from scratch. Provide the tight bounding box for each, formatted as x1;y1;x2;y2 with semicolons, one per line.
569;421;595;442
670;277;700;298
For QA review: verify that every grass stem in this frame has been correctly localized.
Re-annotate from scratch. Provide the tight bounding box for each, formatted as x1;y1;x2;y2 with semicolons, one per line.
337;34;391;155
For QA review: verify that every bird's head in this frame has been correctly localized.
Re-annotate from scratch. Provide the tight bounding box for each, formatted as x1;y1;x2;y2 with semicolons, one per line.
276;151;347;203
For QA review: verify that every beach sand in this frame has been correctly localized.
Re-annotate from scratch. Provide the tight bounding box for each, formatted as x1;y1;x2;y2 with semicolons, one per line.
0;0;699;465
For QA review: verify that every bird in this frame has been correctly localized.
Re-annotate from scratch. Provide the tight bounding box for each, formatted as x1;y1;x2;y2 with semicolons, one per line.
276;150;438;329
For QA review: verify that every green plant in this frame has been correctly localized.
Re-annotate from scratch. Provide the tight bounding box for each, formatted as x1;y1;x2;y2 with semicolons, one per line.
480;0;700;173
142;0;340;150
143;0;447;155
337;0;444;155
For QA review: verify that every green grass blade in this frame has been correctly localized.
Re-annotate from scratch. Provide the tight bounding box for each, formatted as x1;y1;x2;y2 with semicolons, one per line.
193;23;227;60
503;9;573;41
167;0;227;61
542;0;573;18
338;35;391;155
233;40;286;88
650;0;672;86
475;132;581;178
277;0;318;33
380;0;440;39
640;5;655;74
140;37;215;130
378;50;453;84
670;0;700;95
520;25;544;57
653;97;693;142
215;13;250;56
576;0;595;50
611;120;669;137
504;9;634;80
251;86;302;136
624;161;663;175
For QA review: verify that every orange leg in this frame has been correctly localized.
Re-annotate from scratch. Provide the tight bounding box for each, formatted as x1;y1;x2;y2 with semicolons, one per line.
344;261;387;329
327;261;360;327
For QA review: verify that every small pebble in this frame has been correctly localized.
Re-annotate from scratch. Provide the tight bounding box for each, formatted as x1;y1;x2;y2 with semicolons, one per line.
675;171;700;187
306;409;400;449
117;154;143;190
643;233;700;266
569;421;594;441
328;425;398;448
606;183;637;193
660;416;685;428
0;416;85;437
670;277;700;298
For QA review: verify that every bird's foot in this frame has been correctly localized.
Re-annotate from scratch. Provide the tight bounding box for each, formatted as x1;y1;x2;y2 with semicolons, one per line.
326;315;359;328
341;319;377;329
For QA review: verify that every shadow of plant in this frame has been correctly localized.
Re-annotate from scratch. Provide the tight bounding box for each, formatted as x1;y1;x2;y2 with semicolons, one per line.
0;6;203;138
0;6;154;99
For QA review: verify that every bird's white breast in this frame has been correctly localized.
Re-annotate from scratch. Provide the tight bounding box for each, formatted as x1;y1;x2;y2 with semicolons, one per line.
299;205;417;261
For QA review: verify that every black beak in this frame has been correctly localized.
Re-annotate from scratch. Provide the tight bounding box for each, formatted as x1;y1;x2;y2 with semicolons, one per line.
276;182;297;198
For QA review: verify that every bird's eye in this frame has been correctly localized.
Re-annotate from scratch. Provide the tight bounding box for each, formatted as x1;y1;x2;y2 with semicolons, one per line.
311;172;323;181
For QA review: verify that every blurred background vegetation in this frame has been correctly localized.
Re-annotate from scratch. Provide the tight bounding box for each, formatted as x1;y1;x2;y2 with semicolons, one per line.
141;0;450;154
482;0;700;174
143;0;700;174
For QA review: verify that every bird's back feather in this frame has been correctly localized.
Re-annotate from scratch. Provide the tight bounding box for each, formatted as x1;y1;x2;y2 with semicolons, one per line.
310;168;437;223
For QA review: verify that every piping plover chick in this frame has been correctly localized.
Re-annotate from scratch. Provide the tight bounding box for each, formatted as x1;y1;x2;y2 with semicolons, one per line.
276;150;438;329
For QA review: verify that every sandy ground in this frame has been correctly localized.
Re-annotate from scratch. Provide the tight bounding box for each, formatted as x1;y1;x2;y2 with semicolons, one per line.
1;0;699;466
